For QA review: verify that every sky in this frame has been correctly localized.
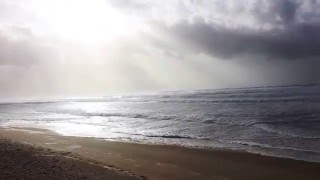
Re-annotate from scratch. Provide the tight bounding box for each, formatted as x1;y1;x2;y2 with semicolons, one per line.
0;0;319;98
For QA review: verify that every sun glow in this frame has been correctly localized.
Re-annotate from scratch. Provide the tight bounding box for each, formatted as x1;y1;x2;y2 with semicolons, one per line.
32;0;136;44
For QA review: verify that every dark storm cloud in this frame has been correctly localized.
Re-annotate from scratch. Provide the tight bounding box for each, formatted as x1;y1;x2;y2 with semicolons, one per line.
253;0;298;25
155;21;320;60
110;0;320;61
278;0;297;24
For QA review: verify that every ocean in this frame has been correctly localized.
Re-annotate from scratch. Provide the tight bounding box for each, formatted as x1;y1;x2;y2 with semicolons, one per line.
0;85;319;162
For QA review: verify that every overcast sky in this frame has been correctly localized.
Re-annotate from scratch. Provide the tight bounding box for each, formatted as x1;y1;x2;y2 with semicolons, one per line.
0;0;319;98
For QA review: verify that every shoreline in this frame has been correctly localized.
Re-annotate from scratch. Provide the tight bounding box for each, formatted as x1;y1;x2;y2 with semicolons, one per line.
3;123;319;163
3;123;320;163
1;127;320;180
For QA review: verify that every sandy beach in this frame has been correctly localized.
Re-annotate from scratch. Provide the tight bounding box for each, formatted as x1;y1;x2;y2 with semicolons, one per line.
0;136;142;179
0;127;319;180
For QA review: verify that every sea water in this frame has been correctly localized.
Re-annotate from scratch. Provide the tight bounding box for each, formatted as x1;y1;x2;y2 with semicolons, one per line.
1;85;319;162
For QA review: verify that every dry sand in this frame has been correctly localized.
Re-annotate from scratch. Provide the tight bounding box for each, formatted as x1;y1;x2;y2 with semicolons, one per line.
0;127;319;180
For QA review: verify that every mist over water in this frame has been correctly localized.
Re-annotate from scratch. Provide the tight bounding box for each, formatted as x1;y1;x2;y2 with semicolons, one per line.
1;85;320;162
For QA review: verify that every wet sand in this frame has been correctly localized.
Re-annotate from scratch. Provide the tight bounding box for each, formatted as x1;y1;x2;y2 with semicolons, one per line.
0;127;319;180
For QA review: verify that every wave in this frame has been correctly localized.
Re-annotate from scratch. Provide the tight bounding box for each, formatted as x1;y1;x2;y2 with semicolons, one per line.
112;131;211;141
225;140;320;154
45;109;178;122
254;124;320;140
143;134;195;139
85;112;176;121
156;97;320;104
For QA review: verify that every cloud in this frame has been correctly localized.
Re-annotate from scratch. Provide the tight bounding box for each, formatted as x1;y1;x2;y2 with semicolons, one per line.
0;0;320;98
278;0;298;24
152;21;320;60
0;27;59;66
107;0;320;61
